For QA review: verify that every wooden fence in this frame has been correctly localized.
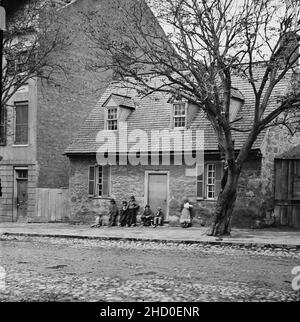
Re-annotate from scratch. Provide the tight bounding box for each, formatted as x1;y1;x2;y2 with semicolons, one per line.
36;188;70;222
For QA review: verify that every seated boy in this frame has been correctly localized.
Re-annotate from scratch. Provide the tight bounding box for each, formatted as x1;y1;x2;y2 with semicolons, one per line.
152;207;164;227
91;214;104;228
141;204;154;226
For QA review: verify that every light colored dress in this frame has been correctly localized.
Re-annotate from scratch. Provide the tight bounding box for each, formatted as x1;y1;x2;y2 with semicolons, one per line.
180;202;192;224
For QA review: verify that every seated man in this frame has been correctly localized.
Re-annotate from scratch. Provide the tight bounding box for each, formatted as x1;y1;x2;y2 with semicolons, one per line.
152;207;164;227
141;204;154;226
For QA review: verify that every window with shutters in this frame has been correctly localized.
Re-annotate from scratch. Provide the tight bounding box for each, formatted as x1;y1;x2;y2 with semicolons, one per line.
88;165;111;197
14;102;29;145
197;162;222;200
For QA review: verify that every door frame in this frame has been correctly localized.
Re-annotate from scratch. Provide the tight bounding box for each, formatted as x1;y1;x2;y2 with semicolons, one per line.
144;170;170;220
13;167;28;222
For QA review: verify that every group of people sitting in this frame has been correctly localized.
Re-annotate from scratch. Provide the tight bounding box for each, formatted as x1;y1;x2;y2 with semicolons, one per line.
91;195;164;228
91;195;194;229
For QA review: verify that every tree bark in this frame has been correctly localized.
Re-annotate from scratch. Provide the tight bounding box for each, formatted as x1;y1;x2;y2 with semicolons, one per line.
208;166;240;236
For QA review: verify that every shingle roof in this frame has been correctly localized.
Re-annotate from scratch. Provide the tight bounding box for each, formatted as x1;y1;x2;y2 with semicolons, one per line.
64;67;291;155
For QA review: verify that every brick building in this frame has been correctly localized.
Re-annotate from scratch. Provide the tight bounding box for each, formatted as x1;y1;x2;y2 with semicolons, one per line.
0;0;147;222
65;71;300;228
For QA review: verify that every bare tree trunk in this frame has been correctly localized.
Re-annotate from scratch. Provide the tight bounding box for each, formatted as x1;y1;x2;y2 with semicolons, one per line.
208;168;240;236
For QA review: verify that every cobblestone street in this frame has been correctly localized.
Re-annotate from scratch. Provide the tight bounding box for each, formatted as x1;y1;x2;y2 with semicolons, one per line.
0;235;300;302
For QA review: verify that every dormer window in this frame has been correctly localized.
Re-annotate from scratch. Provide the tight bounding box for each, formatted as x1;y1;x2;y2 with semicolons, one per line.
107;108;118;130
173;103;186;128
103;93;135;130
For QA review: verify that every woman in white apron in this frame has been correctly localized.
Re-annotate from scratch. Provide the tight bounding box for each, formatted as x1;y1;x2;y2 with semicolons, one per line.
180;199;193;228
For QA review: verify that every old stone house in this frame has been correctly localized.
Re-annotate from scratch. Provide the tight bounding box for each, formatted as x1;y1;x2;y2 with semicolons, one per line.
0;0;154;222
65;69;300;228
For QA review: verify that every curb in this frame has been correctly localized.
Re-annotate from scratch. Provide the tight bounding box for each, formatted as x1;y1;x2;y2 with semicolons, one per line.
1;232;300;250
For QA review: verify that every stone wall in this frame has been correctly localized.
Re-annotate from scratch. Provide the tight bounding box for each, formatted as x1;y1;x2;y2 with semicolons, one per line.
69;155;264;227
260;126;300;208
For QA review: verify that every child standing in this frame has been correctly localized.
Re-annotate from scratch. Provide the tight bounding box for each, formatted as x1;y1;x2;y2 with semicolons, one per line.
108;199;119;227
127;196;139;227
119;201;129;227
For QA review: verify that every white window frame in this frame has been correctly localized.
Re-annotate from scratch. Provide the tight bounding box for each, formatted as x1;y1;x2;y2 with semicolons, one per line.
206;163;216;200
96;166;103;196
106;107;118;131
173;102;187;129
197;162;222;200
88;165;111;197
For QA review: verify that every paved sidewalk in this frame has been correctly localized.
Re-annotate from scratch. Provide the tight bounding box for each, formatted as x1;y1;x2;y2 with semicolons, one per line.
0;223;300;248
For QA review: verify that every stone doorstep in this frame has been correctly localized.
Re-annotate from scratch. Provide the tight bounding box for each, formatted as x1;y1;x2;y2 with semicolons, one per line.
1;232;300;250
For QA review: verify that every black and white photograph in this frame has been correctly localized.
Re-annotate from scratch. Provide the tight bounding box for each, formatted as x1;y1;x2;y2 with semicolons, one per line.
0;0;300;309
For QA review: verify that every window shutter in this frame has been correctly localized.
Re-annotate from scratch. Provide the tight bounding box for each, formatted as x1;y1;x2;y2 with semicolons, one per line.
0;106;6;144
102;165;110;196
170;104;174;129
88;166;95;196
196;164;204;198
215;163;222;198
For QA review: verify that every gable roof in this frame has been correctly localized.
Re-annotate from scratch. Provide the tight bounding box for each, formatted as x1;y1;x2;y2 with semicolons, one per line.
65;67;291;155
103;93;135;109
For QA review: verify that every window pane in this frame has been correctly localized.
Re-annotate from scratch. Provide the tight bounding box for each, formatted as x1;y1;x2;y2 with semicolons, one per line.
98;184;102;196
206;163;216;199
97;166;103;196
173;103;186;128
17;170;28;179
88;166;95;195
108;120;118;130
108;108;117;119
174;103;185;115
15;103;28;144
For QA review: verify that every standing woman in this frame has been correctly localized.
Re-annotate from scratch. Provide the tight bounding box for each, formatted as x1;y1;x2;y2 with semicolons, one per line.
127;196;139;227
180;198;193;228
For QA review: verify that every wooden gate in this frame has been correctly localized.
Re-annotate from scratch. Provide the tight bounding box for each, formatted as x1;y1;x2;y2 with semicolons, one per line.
274;158;300;228
36;188;70;222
